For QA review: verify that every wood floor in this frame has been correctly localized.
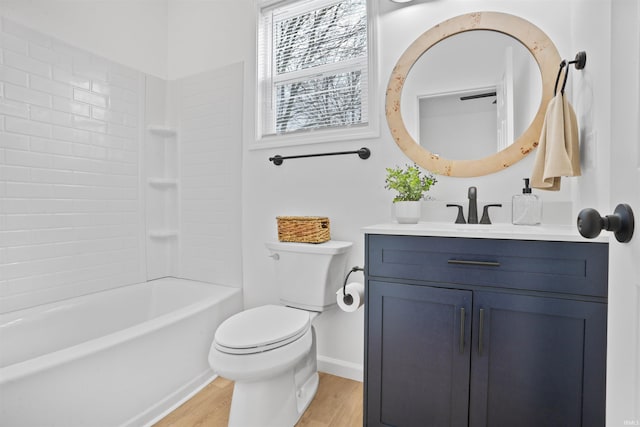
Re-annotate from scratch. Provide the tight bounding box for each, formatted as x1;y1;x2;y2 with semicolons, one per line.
154;372;363;427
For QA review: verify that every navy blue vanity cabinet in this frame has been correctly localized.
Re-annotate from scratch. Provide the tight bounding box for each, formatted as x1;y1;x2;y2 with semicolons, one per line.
367;280;472;427
364;234;608;427
468;291;607;426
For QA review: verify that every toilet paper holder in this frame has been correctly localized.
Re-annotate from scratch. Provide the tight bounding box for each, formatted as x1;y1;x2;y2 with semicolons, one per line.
342;266;364;305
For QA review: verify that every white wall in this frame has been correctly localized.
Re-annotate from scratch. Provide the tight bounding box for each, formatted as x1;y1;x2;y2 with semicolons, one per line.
569;0;612;214
0;0;254;81
419;94;498;160
166;0;254;80
0;0;169;79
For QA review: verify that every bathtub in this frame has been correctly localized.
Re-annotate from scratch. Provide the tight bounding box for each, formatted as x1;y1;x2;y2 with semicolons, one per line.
0;277;242;427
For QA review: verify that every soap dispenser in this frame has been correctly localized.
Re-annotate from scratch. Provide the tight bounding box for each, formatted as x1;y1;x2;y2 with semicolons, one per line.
512;178;542;225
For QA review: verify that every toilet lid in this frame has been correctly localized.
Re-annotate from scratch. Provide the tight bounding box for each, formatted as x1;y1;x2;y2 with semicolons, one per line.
214;305;311;355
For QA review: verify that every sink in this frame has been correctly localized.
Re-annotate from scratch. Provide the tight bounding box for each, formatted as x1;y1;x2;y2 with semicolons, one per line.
445;222;559;235
361;222;600;243
449;223;537;233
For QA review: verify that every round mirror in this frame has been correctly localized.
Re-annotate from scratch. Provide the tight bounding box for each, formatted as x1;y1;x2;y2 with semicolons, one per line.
386;12;561;177
404;31;541;160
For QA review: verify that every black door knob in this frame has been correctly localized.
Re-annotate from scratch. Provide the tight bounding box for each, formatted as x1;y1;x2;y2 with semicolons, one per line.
577;204;635;243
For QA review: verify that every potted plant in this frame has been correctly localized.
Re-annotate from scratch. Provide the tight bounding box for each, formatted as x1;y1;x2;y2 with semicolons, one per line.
385;164;437;224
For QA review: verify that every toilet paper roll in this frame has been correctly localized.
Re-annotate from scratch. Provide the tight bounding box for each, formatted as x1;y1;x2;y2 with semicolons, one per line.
336;282;365;313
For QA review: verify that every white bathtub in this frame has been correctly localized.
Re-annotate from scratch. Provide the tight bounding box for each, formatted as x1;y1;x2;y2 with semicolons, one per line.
0;277;242;427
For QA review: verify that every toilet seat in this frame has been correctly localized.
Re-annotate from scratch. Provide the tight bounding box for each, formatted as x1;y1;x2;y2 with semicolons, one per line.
214;305;310;355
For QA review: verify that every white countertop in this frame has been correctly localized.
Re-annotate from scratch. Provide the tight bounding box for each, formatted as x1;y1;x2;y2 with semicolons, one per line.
362;222;609;243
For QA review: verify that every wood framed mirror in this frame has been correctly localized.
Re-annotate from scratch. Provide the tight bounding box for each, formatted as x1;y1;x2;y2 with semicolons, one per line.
386;12;561;177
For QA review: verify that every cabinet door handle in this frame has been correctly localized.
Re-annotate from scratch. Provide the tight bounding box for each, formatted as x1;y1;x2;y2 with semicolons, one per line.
478;308;485;356
459;307;465;354
448;259;501;267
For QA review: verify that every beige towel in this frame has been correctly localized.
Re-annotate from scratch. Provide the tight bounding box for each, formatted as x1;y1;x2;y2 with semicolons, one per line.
531;93;581;191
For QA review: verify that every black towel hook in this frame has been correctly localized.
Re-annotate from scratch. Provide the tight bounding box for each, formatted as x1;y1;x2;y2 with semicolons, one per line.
568;51;587;70
554;51;587;96
554;60;568;96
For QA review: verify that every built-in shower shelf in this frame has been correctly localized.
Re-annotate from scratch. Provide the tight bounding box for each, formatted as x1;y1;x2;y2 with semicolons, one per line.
148;178;178;187
147;125;177;137
148;230;178;239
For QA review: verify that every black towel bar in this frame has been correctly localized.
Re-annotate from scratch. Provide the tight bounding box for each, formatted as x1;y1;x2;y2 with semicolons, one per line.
269;147;370;166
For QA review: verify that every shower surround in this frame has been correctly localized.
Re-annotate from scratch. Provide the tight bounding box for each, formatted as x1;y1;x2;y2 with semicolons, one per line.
0;16;243;312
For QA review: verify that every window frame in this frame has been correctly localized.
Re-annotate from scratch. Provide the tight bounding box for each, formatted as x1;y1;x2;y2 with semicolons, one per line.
253;0;378;149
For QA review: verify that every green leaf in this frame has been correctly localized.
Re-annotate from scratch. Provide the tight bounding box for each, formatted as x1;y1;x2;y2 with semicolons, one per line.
384;164;437;202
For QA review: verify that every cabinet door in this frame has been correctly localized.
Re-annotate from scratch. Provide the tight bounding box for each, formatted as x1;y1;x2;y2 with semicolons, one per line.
469;291;607;427
366;280;472;427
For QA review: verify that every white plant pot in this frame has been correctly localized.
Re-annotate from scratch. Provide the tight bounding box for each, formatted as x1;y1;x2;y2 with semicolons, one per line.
394;201;421;224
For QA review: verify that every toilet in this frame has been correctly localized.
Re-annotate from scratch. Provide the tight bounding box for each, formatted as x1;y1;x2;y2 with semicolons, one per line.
208;240;353;427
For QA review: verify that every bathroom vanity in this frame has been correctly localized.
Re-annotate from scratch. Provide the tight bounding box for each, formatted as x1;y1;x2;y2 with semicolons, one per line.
363;224;608;427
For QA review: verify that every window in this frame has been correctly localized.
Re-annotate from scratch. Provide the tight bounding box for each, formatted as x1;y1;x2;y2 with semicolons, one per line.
257;0;376;144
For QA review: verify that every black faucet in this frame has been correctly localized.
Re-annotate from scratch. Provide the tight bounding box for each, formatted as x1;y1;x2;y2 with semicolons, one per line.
468;186;478;224
447;187;502;224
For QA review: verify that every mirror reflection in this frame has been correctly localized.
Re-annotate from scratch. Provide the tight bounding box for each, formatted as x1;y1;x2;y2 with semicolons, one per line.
402;30;541;160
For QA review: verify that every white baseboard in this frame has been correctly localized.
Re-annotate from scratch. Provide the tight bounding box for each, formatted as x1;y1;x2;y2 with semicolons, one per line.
317;355;363;382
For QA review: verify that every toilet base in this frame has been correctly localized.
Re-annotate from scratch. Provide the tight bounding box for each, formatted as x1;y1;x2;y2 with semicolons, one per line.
224;327;319;427
228;366;319;427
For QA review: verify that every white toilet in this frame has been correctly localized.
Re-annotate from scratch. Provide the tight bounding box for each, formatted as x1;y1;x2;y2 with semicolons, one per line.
208;240;353;427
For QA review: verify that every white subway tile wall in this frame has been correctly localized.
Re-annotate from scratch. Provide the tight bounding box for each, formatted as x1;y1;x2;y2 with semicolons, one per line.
0;17;145;312
176;64;243;287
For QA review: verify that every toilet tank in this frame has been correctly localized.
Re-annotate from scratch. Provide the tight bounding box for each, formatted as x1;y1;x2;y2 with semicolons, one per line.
265;241;353;311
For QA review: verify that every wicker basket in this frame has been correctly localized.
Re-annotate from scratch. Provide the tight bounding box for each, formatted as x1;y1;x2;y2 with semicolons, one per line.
276;216;330;243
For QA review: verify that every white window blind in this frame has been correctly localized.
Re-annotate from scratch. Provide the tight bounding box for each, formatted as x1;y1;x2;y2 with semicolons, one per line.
258;0;369;138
